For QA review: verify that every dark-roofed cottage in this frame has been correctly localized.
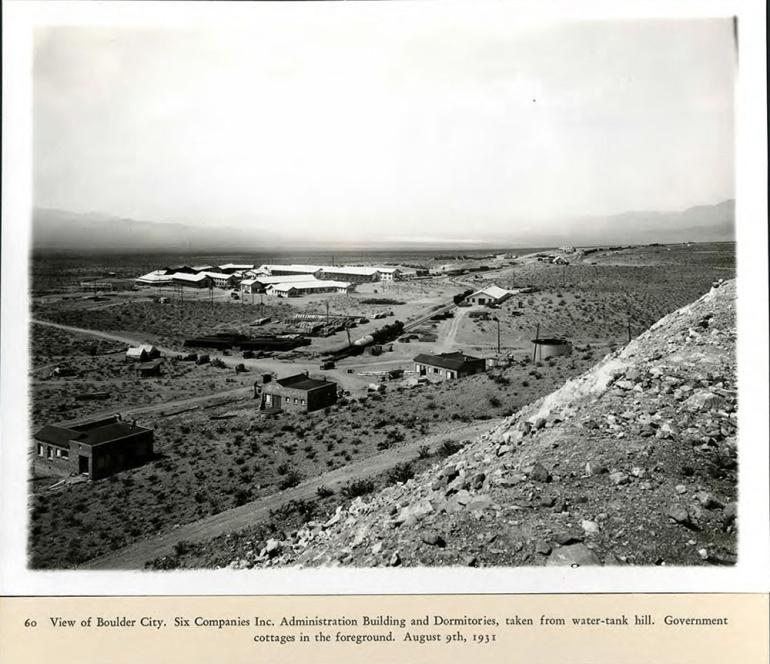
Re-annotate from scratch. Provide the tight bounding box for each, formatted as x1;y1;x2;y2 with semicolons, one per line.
258;373;338;413
413;352;486;381
33;416;154;480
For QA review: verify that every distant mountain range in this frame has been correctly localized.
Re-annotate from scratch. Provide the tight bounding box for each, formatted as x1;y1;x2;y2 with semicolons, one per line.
32;200;734;253
559;199;735;246
31;208;292;254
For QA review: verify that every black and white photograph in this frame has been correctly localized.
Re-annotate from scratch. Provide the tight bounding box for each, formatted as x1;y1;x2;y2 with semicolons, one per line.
3;2;765;584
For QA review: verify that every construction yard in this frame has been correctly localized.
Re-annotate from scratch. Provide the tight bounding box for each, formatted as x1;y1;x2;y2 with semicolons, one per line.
27;243;735;568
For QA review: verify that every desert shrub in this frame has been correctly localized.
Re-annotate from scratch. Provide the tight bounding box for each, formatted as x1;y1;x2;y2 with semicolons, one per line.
278;470;303;490
488;395;502;407
341;479;375;499
417;445;431;459
386;428;405;444
437;439;464;458
233;488;251;506
387;462;415;485
173;540;192;556
316;485;334;499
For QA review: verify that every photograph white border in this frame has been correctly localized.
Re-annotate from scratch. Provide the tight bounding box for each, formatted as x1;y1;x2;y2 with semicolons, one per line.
2;0;767;596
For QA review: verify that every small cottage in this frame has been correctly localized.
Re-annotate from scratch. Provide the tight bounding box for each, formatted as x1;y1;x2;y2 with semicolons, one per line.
125;345;160;362
258;373;338;413
413;352;486;380
33;416;154;480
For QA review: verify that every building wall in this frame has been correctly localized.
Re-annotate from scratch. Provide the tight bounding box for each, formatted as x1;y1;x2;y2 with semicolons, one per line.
270;268;322;278
35;432;154;480
34;442;73;477
209;275;236;288
261;384;337;412
73;432;154;481
415;362;458;380
318;270;378;284
414;360;485;380
172;277;212;289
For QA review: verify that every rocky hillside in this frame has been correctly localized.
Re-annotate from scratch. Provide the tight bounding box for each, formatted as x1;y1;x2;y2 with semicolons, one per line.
235;280;738;568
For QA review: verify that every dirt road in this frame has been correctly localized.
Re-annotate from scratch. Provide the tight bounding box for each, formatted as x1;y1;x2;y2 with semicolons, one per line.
80;418;500;570
32;319;370;392
436;307;468;352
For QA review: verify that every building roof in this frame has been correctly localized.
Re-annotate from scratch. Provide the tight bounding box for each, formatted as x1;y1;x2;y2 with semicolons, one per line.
171;272;211;283
275;373;336;391
254;274;327;285
191;265;213;272
135;270;173;283
469;284;510;301
218;263;254;271
320;266;381;277
268;279;351;293
126;344;157;357
137;359;163;370
267;283;298;293
201;271;237;281
413;352;483;371
77;421;150;446
34;425;79;446
260;264;323;275
35;418;150;447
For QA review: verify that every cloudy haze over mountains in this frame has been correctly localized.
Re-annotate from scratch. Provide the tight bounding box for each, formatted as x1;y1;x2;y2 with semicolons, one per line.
34;11;735;250
33;200;735;253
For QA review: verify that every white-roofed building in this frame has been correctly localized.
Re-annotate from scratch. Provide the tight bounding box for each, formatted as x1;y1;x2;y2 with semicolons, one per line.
218;263;254;274
240;278;259;295
171;272;213;288
372;267;401;281
126;344;160;362
259;264;323;277
465;283;511;306
242;274;322;294
266;279;354;298
135;270;173;287
201;272;240;288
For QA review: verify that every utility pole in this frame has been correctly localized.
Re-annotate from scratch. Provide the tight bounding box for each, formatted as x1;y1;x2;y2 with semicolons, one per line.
497;318;501;355
326;300;330;324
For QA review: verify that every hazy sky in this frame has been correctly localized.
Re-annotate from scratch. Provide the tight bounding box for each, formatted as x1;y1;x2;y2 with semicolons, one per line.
34;12;735;244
